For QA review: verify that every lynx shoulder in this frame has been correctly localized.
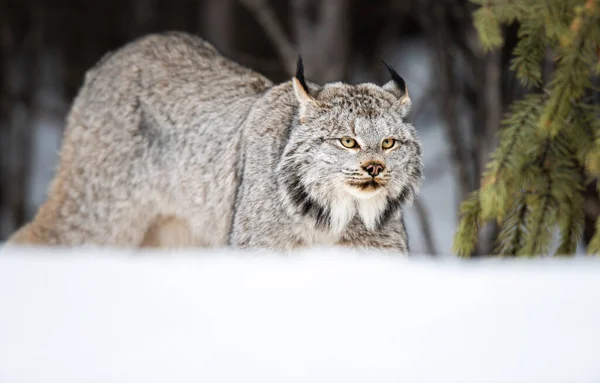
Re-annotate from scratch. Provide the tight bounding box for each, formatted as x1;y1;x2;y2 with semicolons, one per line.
7;32;422;253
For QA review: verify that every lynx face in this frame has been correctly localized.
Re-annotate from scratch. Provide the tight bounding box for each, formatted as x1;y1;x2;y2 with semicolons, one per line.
300;87;422;202
278;71;423;233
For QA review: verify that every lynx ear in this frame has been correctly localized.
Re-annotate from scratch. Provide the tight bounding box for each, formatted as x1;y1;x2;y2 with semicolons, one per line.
292;56;317;123
381;61;411;117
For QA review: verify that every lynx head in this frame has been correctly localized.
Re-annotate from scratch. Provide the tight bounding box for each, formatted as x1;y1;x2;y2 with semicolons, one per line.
278;58;423;234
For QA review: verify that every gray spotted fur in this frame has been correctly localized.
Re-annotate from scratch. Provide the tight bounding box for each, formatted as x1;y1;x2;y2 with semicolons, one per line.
8;32;423;253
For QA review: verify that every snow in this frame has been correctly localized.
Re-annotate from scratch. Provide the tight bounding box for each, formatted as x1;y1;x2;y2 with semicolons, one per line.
1;246;600;382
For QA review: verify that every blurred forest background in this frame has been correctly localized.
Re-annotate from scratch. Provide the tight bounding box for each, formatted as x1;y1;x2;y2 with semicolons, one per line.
0;0;595;254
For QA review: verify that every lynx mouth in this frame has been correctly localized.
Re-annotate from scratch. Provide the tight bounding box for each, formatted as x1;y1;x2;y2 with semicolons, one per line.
344;180;385;199
347;180;382;191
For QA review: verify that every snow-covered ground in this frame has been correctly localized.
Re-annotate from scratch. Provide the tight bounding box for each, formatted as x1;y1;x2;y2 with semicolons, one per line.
1;247;600;382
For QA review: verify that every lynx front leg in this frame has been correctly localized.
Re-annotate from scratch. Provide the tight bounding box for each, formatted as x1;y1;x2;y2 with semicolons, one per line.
140;215;196;248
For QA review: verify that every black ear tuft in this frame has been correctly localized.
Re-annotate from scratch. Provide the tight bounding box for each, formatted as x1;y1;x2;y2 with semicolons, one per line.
296;56;310;95
381;60;406;95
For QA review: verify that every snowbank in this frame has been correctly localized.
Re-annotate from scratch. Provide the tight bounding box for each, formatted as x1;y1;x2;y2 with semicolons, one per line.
1;247;599;382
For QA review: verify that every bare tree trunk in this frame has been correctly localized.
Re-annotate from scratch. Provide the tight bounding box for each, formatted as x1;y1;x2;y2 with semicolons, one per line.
0;0;11;239
239;0;351;82
414;199;439;255
10;5;42;233
582;77;600;250
1;1;45;240
416;0;496;255
428;2;473;206
237;0;297;74
202;0;236;56
129;0;158;37
474;50;502;255
291;0;350;83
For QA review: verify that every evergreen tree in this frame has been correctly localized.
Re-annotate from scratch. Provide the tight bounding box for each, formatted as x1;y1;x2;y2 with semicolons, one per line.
454;0;600;256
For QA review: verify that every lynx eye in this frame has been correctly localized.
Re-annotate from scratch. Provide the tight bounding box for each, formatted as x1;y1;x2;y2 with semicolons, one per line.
382;138;396;149
340;137;358;149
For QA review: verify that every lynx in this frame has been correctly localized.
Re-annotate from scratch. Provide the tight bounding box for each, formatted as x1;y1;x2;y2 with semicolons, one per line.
7;32;423;252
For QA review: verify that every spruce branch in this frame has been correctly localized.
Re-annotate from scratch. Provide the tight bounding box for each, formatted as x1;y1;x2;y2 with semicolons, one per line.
521;138;556;256
478;94;544;222
494;191;528;255
458;0;600;256
588;218;600;254
556;182;585;255
473;6;503;51
540;0;599;136
453;192;483;257
510;22;546;87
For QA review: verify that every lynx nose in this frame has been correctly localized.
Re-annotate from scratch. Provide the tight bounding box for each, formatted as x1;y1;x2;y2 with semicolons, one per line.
363;162;384;177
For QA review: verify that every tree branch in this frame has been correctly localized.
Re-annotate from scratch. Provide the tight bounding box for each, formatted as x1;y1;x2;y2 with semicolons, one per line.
414;198;439;255
291;0;350;83
417;0;474;206
237;0;296;75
